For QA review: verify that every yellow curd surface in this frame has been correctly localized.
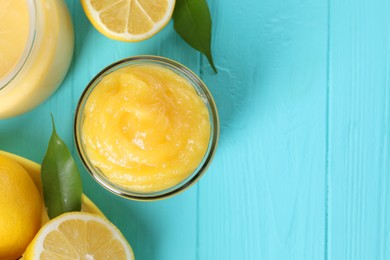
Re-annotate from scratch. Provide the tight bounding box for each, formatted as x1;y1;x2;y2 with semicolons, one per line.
82;65;211;193
0;0;74;118
0;0;30;80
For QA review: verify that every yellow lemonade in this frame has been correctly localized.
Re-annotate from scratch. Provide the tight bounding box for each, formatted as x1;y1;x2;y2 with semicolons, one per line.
77;58;218;196
0;0;74;118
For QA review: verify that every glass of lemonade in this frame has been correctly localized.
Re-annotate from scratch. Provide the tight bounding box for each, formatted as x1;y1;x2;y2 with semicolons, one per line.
74;56;219;200
0;0;74;118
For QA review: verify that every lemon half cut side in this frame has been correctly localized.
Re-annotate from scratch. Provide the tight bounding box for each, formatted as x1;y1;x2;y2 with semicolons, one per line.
81;0;176;42
25;212;134;260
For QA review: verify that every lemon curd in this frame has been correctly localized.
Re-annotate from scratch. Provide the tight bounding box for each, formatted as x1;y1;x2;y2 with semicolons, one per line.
0;0;30;79
80;63;213;194
0;0;74;118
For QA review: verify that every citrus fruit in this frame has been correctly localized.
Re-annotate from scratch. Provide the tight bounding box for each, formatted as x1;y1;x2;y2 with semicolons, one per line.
81;0;176;42
0;151;105;225
24;212;134;260
0;154;42;260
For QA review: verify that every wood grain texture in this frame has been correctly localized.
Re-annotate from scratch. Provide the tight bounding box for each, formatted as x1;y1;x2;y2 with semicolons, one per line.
69;2;202;259
198;0;328;259
328;0;390;259
1;1;201;259
1;0;390;259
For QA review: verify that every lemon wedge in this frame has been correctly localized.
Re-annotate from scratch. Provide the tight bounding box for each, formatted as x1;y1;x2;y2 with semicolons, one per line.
24;212;134;260
81;0;176;42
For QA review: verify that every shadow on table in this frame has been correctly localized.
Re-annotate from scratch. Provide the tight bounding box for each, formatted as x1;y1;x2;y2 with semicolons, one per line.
202;58;254;145
0;113;49;162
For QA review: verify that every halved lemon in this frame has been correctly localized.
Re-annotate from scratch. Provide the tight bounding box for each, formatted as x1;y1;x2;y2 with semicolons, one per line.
24;212;134;260
81;0;176;42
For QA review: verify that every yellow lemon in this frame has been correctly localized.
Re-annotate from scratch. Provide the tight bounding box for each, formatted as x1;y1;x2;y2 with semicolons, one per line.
81;0;176;42
24;212;134;260
0;151;105;224
0;154;42;260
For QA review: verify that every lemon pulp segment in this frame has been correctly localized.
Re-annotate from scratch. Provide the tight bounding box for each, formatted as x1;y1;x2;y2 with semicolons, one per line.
25;212;133;260
81;0;175;41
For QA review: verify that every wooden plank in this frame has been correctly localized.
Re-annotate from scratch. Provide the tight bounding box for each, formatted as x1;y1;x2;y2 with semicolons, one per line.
198;0;328;259
69;2;202;259
328;0;390;259
0;1;202;259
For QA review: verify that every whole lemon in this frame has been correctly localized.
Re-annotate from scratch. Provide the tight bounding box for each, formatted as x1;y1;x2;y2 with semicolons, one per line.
0;154;42;260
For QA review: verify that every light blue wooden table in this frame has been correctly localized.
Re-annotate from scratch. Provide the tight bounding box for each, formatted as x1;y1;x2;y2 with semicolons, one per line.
1;0;390;259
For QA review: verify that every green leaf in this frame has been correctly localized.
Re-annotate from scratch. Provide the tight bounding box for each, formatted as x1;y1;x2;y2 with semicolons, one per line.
173;0;217;73
41;115;82;219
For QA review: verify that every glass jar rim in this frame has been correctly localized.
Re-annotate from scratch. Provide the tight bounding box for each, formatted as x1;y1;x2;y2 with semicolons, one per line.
74;55;220;201
0;0;37;90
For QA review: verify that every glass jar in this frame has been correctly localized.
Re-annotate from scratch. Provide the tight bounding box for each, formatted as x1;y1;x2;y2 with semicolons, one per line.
0;0;74;118
74;56;219;201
